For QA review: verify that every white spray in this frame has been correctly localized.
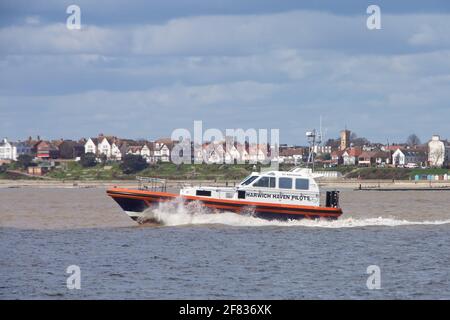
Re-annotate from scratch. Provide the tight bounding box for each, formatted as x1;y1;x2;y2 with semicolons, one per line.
140;199;450;228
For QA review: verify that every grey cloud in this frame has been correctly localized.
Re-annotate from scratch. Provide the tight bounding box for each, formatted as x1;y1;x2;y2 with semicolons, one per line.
2;12;450;56
1;10;450;143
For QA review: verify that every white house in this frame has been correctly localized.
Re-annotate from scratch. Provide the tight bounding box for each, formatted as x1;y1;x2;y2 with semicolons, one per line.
85;137;123;160
154;141;171;162
84;138;98;155
190;143;203;163
313;145;332;155
248;144;268;163
236;143;249;162
126;146;142;156
203;142;225;164
201;142;269;164
97;138;112;158
127;144;154;163
428;135;449;167
224;144;242;164
392;149;427;167
140;144;153;163
342;148;362;166
0;138;17;161
279;148;304;164
110;141;123;160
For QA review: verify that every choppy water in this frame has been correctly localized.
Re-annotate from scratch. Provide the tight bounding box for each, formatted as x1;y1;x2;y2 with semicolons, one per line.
1;187;450;299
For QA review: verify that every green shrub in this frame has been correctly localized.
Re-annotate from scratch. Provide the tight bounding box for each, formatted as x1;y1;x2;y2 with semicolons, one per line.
16;154;33;169
80;153;97;168
120;154;148;174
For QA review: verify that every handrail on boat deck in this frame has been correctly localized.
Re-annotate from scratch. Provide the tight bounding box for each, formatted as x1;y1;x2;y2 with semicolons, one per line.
136;176;167;192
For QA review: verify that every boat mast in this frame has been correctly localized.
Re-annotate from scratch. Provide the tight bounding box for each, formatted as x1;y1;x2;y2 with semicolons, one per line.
306;118;323;172
306;129;316;172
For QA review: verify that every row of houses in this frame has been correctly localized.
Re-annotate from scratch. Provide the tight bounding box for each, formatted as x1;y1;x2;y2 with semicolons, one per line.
83;136;172;163
0;134;289;165
0;135;273;165
1;133;449;168
83;136;272;164
328;135;449;168
0;135;174;164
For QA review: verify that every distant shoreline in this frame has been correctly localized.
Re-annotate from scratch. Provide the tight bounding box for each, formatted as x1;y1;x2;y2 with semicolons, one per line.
1;178;450;190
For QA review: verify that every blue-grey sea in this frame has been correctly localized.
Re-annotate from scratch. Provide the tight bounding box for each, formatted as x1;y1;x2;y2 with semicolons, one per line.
0;187;449;299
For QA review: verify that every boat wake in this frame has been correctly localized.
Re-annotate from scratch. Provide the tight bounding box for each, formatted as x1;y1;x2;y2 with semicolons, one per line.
141;200;450;229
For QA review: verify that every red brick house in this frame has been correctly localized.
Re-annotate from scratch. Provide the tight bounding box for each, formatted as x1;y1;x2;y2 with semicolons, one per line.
33;141;59;160
331;150;345;165
358;151;391;167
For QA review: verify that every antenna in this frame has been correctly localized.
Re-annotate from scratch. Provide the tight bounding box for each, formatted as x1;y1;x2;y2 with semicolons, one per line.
306;129;317;172
318;116;323;145
323;128;328;144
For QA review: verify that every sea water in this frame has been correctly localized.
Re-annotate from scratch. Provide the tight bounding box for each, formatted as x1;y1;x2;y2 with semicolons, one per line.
0;187;449;299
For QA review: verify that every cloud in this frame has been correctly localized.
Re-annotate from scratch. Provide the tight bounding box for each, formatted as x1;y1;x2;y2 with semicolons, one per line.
24;15;40;25
2;11;450;56
0;81;281;138
1;9;450;143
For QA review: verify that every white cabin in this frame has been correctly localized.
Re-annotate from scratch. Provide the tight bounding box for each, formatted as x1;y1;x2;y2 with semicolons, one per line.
180;168;320;207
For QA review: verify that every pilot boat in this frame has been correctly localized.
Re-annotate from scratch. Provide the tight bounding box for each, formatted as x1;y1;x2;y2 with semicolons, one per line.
107;168;343;223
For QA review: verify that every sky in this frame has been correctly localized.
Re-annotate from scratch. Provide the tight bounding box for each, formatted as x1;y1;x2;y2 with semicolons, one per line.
1;0;450;145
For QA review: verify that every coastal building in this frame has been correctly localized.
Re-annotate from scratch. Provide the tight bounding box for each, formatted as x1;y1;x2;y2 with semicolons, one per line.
0;138;17;161
14;141;33;158
198;141;271;164
126;143;154;163
126;145;142;156
279;147;304;164
248;144;268;163
340;129;351;151
96;136;122;160
358;151;391;167
140;144;152;158
428;135;449;168
382;144;408;152
392;149;427;167
97;137;113;158
111;141;123;160
203;142;225;164
330;150;344;165
313;145;332;155
27;165;48;176
84;138;98;155
33;140;59;160
154;139;172;162
58;140;84;159
224;144;239;164
358;151;378;167
374;151;391;166
139;144;153;163
236;143;250;163
191;142;205;163
342;148;362;166
84;135;124;160
363;143;384;152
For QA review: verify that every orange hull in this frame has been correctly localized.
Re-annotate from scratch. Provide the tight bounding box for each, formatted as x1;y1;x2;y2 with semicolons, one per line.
107;188;343;221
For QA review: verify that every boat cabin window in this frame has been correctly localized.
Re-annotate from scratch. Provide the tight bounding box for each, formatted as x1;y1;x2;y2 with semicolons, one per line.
279;177;293;189
295;178;310;190
196;190;212;197
253;176;276;188
241;176;258;185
